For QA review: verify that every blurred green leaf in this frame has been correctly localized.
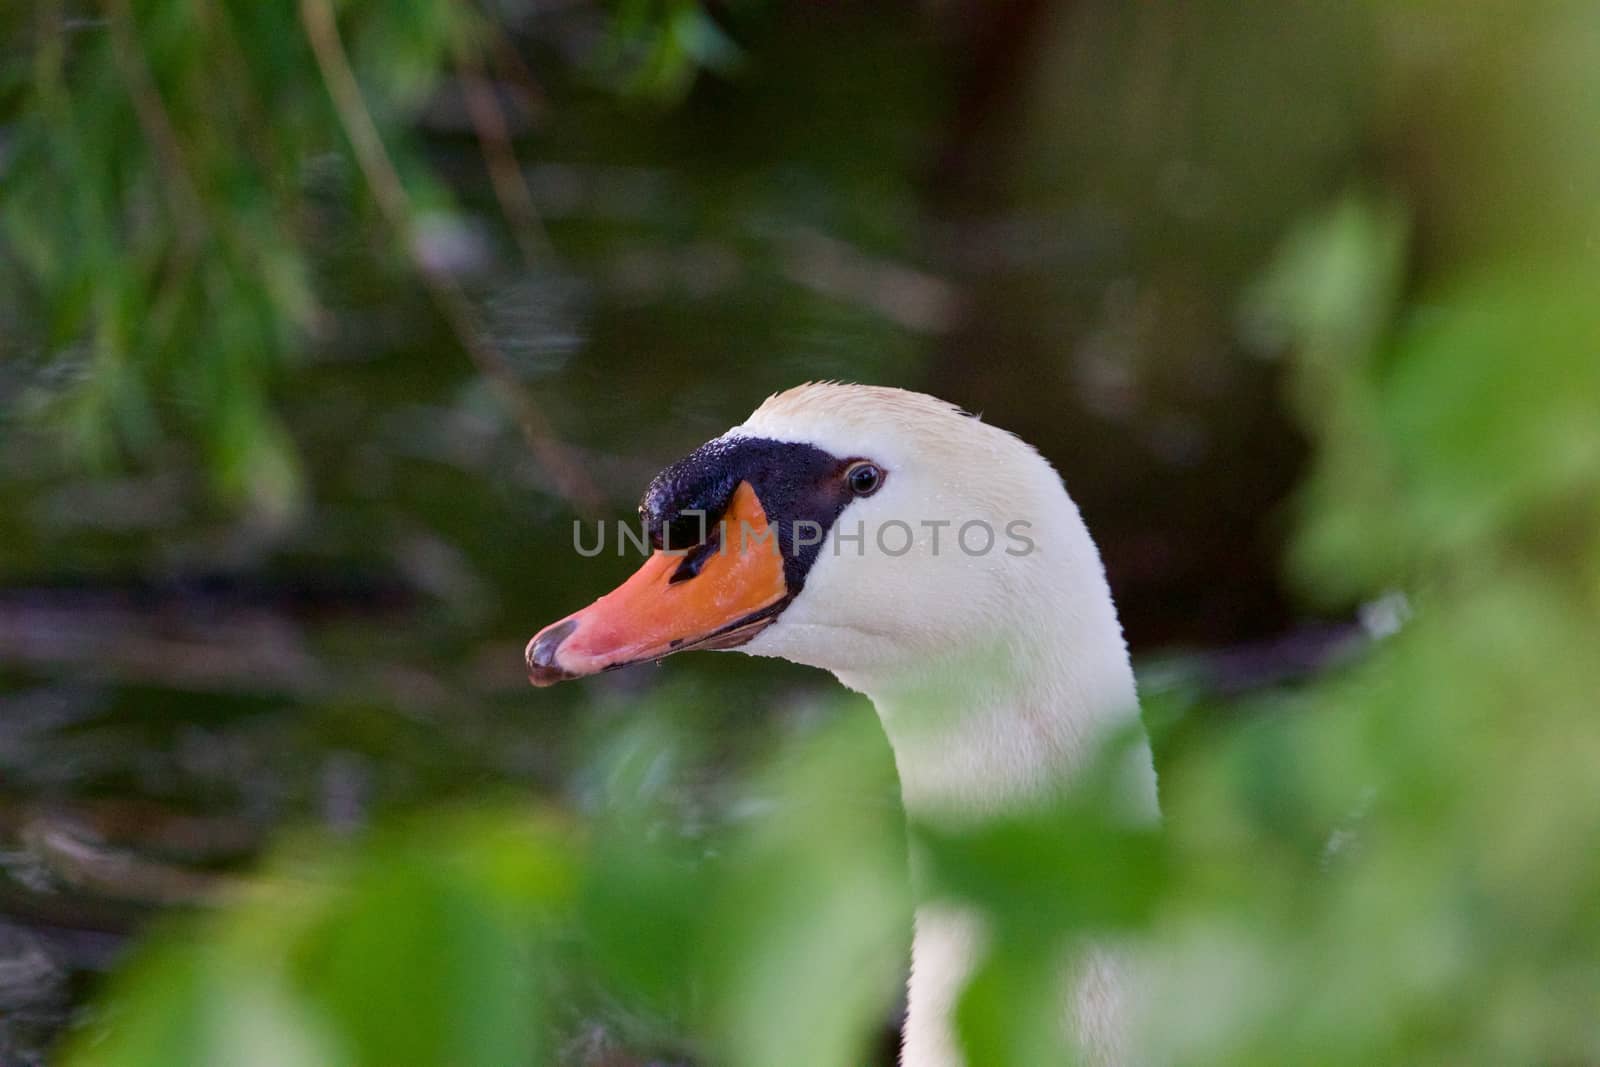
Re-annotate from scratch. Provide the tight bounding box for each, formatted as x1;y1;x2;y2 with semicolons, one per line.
699;710;910;1067
68;943;346;1067
63;808;577;1067
955;946;1072;1067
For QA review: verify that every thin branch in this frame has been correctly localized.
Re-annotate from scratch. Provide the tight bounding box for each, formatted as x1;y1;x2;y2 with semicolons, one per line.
22;814;234;907
299;0;603;514
103;0;207;254
456;42;553;265
483;16;550;120
187;0;280;188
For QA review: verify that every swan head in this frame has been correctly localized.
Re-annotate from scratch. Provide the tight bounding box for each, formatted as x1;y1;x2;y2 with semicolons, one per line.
526;382;1109;691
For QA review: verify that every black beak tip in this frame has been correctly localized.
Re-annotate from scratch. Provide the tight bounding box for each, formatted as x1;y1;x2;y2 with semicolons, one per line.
526;619;579;687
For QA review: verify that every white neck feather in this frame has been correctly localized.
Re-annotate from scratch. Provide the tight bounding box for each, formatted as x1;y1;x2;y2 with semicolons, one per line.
840;605;1151;824
833;518;1157;1067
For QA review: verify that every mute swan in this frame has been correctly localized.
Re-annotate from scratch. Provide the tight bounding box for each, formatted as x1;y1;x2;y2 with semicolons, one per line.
526;382;1159;1066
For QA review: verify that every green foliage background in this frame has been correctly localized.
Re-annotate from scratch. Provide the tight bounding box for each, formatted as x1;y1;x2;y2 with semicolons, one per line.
2;2;1598;1065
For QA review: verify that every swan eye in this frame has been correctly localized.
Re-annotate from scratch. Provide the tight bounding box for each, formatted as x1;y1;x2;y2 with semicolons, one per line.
846;461;884;497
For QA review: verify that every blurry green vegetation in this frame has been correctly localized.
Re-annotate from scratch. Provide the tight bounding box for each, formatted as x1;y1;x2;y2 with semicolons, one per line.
2;1;1600;1066
3;1;478;514
0;0;770;516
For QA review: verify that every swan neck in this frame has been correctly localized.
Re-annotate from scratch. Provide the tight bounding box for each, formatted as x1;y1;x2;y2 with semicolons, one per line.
845;630;1152;826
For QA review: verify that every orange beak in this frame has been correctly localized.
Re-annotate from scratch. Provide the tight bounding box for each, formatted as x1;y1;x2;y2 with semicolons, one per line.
525;481;788;686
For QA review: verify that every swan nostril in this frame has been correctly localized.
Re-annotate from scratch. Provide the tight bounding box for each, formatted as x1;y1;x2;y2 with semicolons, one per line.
526;619;579;687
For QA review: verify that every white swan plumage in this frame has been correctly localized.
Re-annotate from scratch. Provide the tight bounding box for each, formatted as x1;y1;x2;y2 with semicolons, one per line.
528;382;1159;1066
